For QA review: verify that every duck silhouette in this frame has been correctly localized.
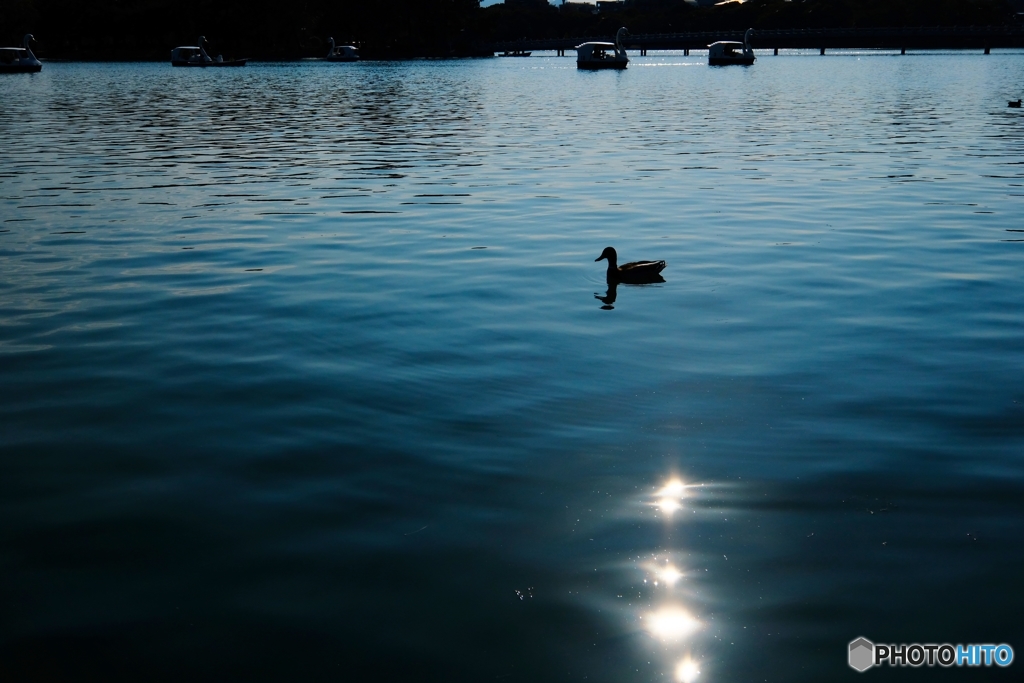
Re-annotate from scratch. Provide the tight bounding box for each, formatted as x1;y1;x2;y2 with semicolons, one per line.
595;246;666;284
1010;99;1022;108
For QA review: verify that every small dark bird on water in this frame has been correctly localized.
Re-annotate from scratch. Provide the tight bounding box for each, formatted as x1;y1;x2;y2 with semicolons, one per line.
1010;99;1022;108
595;246;666;283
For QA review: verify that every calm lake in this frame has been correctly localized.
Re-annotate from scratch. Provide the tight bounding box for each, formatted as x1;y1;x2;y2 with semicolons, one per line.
2;51;1023;682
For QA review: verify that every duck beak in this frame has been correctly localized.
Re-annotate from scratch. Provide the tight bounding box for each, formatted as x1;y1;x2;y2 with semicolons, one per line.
595;256;604;262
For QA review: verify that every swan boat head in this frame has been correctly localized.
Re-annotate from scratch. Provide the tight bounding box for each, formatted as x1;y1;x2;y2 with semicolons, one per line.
196;36;213;62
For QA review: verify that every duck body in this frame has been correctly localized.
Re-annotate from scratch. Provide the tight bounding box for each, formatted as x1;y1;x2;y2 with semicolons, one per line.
595;246;665;283
1010;99;1022;108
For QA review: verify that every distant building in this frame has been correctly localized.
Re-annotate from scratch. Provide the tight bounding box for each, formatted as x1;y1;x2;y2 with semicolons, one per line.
561;0;598;12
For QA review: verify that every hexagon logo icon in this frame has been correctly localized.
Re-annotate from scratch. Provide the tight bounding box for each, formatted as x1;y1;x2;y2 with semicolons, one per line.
849;637;874;672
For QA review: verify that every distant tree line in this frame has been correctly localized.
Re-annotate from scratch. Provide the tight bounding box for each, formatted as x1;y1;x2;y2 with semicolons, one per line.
1;0;1019;59
480;0;1019;43
1;0;484;59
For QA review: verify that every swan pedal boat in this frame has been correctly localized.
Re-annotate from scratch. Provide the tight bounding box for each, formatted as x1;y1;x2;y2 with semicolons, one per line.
709;28;755;66
577;27;629;70
326;38;359;62
171;38;246;67
0;35;42;73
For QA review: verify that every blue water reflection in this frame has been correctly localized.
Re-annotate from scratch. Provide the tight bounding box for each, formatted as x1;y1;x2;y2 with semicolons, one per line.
2;54;1024;681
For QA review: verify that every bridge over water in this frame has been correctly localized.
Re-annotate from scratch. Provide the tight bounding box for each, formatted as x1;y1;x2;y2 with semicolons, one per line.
492;25;1024;57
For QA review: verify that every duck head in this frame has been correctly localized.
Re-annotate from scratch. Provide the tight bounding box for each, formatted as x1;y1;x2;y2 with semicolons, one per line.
595;246;617;263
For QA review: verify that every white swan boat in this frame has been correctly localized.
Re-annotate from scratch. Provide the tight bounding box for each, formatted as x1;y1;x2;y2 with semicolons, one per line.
576;27;629;70
326;38;359;62
708;28;755;66
171;37;247;67
0;35;42;74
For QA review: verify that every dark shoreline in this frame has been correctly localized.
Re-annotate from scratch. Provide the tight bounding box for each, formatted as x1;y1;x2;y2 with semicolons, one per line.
3;0;1021;61
19;36;1024;64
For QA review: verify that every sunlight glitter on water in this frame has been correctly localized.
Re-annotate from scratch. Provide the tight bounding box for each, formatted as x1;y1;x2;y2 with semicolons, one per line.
651;561;683;587
617;477;710;680
675;658;702;683
655;478;688;516
647;606;701;642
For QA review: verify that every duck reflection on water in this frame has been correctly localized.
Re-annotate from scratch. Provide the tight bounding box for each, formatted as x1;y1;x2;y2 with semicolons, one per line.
595;281;619;309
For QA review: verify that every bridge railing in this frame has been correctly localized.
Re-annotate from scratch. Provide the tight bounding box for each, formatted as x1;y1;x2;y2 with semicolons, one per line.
491;25;1024;53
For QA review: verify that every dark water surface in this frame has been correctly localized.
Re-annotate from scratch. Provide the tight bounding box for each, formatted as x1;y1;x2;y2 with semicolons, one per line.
2;53;1024;682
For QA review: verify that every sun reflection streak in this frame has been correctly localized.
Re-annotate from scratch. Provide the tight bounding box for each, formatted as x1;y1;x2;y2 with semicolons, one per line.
622;476;710;681
647;606;700;642
658;479;686;498
658;563;683;586
676;658;701;682
642;559;684;587
654;478;688;517
658;497;682;514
